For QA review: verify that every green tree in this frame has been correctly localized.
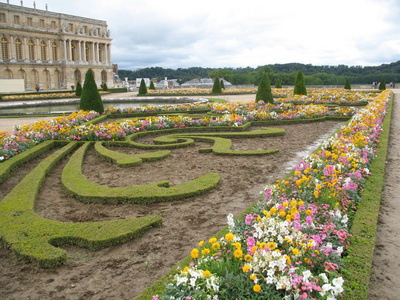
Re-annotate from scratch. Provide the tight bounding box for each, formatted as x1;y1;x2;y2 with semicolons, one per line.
79;69;104;114
379;77;386;90
149;81;156;90
102;82;108;91
255;73;274;104
294;71;307;95
275;78;282;88
138;78;148;95
220;79;225;89
344;78;351;90
212;76;222;94
75;81;82;96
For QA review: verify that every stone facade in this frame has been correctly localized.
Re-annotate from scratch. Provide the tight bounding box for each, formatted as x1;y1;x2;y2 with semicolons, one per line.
0;2;113;91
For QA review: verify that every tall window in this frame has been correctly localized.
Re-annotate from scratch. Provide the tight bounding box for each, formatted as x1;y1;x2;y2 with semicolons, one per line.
50;20;56;29
1;36;9;59
15;38;22;59
85;44;89;61
14;15;20;25
39;19;45;28
27;17;33;26
0;13;6;23
98;46;102;62
71;42;75;61
28;39;35;60
40;40;47;60
52;41;58;61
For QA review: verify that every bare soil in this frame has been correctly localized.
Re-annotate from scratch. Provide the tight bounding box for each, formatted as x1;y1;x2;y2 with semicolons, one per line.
0;119;345;300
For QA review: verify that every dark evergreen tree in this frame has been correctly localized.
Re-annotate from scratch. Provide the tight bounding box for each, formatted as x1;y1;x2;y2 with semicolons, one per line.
79;69;104;113
212;76;222;94
294;71;307;95
255;73;274;104
379;77;386;90
138;78;148;95
220;79;225;89
275;78;282;88
75;81;82;96
102;82;108;91
149;81;156;90
344;78;351;90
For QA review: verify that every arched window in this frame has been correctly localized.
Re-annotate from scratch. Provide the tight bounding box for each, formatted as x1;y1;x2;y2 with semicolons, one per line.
28;39;35;60
1;36;9;59
52;41;58;61
4;69;12;79
40;40;47;61
101;70;107;84
15;38;22;60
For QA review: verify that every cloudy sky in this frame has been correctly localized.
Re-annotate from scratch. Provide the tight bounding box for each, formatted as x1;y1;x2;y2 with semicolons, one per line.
7;0;400;70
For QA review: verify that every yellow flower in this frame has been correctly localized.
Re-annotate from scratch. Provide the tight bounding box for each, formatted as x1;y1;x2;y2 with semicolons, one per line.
191;248;199;259
251;246;257;254
234;249;243;259
183;267;190;273
232;242;242;250
279;209;286;218
292;248;300;256
201;248;210;255
242;264;251;273
283;202;289;208
314;190;319;198
199;240;204;247
212;242;220;251
253;284;261;293
259;242;267;250
306;209;312;215
290;200;297;207
245;254;252;262
285;255;292;264
203;270;211;277
209;237;217;244
250;274;257;280
225;233;234;242
268;242;276;250
298;200;304;206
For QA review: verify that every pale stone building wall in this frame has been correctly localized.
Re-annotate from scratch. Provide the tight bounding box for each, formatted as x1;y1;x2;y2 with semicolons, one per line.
0;2;114;91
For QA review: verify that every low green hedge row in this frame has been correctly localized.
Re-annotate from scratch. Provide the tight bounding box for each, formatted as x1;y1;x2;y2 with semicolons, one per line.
0;141;162;268
94;142;171;167
62;142;220;204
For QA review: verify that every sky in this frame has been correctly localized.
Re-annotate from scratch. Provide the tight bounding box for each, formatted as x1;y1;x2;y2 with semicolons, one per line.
5;0;400;70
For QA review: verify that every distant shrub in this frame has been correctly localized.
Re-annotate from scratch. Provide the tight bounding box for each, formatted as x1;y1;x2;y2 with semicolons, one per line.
379;77;386;90
139;78;148;95
75;81;82;96
220;79;225;89
275;78;282;88
255;73;273;104
102;82;108;91
79;69;104;114
212;76;222;94
149;81;156;90
294;71;307;95
344;78;351;90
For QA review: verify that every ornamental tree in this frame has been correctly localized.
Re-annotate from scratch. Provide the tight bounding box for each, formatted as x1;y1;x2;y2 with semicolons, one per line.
79;69;104;114
138;78;148;95
102;82;108;91
75;81;82;96
255;73;274;104
212;76;222;94
149;81;156;90
294;71;307;95
220;79;225;89
344;78;351;90
275;78;282;88
379;77;386;90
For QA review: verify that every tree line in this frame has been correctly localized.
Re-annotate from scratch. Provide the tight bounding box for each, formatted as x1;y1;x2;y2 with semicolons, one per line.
118;61;400;86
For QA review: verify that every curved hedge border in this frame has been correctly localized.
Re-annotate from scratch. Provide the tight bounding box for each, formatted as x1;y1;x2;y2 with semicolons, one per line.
94;142;171;167
0;142;162;268
62;142;220;204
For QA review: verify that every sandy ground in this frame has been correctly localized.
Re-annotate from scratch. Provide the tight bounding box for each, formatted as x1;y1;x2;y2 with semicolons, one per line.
0;91;399;299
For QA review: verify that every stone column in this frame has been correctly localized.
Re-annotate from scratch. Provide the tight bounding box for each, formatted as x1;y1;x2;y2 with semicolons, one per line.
68;40;72;61
95;42;99;63
63;39;67;60
36;38;40;60
82;41;86;62
9;36;15;59
104;43;108;63
91;42;95;63
23;37;29;60
77;40;81;62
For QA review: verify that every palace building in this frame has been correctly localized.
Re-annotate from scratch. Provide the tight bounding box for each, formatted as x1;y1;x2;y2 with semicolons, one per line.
0;1;114;91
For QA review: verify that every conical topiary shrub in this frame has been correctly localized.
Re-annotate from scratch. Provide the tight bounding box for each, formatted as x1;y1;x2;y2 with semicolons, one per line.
79;69;104;114
255;73;274;104
138;78;148;95
75;81;82;96
275;78;282;88
212;76;222;94
102;82;108;91
149;81;156;90
379;77;386;90
294;71;307;95
220;79;225;89
344;78;351;90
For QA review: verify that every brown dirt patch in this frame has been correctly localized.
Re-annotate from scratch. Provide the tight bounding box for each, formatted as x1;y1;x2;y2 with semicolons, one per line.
0;121;344;300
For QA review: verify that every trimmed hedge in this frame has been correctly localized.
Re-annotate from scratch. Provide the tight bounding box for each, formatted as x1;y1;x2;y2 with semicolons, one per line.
0;142;162;268
62;142;220;204
94;142;171;167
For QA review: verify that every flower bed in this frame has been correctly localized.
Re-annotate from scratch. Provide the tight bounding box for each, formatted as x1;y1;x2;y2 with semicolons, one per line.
151;90;391;299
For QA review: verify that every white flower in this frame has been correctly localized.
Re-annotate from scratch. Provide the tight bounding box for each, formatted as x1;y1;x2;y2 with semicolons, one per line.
227;213;235;230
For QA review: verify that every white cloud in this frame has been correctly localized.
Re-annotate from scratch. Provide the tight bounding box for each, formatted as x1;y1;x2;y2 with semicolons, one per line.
11;0;400;69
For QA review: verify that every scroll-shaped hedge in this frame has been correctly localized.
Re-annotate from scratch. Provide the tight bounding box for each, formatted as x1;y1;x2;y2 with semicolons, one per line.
94;142;171;167
62;142;220;204
0;142;162;268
